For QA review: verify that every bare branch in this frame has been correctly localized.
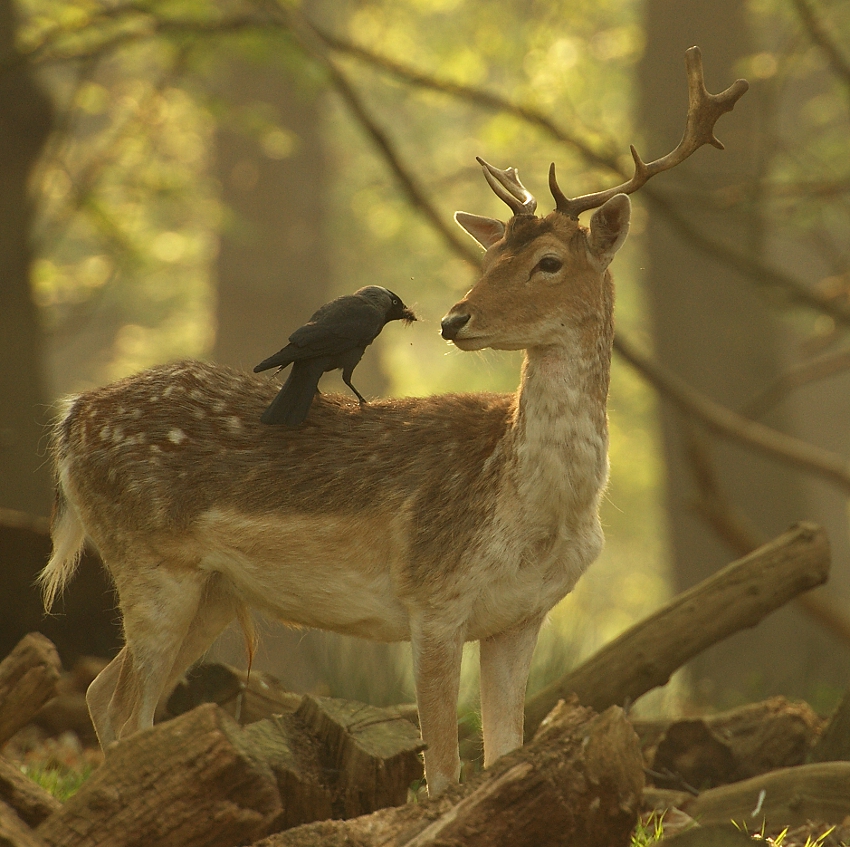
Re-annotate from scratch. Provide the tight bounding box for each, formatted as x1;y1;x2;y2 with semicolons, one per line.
742;346;850;419
613;332;850;495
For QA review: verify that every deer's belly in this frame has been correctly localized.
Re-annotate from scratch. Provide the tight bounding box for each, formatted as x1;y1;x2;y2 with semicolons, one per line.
195;508;411;641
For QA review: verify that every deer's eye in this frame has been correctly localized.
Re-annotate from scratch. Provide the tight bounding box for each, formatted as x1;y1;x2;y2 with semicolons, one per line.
538;256;563;274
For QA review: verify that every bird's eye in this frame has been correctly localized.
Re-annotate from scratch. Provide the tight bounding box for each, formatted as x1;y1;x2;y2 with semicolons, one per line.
538;256;563;274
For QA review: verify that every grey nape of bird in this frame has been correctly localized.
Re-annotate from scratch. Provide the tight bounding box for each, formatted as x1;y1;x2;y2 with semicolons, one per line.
253;285;417;427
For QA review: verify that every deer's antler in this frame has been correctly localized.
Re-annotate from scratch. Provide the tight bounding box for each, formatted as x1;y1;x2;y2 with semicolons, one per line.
477;157;538;216
550;46;749;220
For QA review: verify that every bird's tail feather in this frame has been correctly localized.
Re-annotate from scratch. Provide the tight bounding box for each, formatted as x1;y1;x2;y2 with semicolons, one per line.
260;362;323;426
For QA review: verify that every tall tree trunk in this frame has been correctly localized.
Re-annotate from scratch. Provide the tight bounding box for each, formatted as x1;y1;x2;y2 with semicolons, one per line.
0;0;53;517
208;50;404;701
638;0;848;703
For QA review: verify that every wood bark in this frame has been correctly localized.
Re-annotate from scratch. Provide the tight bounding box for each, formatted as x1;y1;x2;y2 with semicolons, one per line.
525;523;830;737
635;696;823;790
0;799;50;847
37;703;283;847
680;761;850;829
251;698;644;847
0;634;62;747
0;757;60;829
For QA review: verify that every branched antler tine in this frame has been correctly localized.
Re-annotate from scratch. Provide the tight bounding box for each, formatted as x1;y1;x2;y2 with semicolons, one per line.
477;156;537;216
555;46;749;220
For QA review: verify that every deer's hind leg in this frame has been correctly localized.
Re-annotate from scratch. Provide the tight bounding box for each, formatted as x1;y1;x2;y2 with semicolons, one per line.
87;564;238;749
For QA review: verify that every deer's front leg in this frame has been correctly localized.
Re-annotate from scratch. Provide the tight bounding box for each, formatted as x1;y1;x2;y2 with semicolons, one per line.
410;619;464;796
479;617;543;767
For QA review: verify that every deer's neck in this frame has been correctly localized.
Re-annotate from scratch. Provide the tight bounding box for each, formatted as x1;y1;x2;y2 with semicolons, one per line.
503;324;612;529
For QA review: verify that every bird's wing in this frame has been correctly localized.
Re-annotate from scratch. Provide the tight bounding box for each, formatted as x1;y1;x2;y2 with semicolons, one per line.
253;343;298;373
286;295;386;357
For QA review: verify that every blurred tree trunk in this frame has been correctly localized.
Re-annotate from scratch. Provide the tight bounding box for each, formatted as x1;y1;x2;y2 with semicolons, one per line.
0;0;53;517
208;45;403;700
211;59;333;372
638;0;849;703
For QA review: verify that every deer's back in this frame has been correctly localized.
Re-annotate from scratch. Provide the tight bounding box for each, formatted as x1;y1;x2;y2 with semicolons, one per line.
56;360;513;558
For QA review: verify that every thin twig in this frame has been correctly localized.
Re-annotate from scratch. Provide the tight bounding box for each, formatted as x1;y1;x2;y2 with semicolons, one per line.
741;346;850;419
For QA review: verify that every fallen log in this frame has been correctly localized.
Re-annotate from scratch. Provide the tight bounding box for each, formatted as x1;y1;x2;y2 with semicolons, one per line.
680;761;850;829
634;696;823;790
250;697;644;847
525;523;830;736
37;704;283;847
0;634;62;747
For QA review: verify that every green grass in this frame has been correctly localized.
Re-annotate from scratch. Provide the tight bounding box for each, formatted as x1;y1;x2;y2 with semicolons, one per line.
631;811;666;846
22;763;93;802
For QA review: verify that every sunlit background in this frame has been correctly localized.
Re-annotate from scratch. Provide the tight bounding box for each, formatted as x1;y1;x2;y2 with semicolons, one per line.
4;0;850;725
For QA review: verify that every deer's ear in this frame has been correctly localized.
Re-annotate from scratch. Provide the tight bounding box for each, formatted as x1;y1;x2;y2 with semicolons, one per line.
587;194;631;270
455;212;506;249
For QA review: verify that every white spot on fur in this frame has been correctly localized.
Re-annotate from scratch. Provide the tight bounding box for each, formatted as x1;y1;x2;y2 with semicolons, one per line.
167;428;187;445
226;417;242;433
99;426;111;442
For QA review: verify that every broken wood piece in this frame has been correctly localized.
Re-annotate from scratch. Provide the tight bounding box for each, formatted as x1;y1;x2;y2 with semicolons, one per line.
680;761;850;829
0;756;61;828
0;798;51;847
251;697;644;847
635;695;823;790
0;634;62;747
164;662;303;726
525;523;830;736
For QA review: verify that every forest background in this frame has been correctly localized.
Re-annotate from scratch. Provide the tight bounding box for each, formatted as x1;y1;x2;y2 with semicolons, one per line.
3;0;850;721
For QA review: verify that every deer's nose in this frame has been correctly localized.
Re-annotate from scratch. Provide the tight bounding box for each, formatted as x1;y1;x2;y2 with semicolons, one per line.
440;313;470;340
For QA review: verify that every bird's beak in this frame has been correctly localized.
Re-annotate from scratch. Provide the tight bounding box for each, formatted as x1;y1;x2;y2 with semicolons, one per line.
401;307;417;323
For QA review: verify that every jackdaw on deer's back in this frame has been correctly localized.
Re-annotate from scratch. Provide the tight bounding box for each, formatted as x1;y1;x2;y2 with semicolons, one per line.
253;285;416;427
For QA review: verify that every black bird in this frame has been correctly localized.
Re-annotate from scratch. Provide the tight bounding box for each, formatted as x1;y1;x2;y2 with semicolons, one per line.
254;286;416;426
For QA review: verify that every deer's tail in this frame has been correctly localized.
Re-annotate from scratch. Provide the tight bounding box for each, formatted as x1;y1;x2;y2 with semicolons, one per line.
39;482;86;613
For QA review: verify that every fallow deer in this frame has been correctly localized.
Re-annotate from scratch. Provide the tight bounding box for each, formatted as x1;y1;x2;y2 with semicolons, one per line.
39;48;746;795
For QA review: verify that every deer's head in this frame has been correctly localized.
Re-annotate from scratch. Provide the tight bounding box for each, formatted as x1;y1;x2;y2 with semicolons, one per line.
441;46;748;353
